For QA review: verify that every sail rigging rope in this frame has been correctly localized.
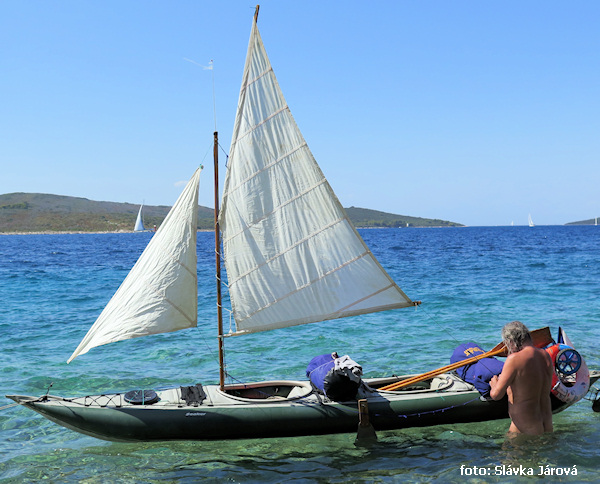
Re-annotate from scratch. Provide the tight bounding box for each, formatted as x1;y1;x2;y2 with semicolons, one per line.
211;60;217;132
218;143;229;165
200;140;214;165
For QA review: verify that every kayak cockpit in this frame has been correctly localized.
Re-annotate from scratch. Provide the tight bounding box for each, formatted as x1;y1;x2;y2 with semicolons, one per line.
218;380;313;401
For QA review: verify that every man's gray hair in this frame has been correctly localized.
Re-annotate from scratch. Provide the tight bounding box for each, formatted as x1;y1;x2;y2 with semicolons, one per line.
502;321;532;353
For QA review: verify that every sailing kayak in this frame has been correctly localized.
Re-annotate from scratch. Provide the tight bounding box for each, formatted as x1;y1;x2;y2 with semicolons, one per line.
8;371;600;442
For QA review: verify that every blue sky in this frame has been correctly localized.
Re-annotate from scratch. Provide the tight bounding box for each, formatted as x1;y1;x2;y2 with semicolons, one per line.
2;1;599;226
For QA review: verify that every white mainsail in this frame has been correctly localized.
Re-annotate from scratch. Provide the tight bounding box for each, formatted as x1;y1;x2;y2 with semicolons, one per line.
68;168;202;362
219;19;414;336
134;204;145;231
528;214;535;227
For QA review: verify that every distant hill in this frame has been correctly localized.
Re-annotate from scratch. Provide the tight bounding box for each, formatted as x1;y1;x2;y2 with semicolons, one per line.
345;206;462;228
0;193;462;233
565;218;599;226
0;193;214;232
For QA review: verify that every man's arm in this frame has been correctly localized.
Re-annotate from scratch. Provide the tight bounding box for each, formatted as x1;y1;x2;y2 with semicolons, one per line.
489;355;516;401
540;350;554;432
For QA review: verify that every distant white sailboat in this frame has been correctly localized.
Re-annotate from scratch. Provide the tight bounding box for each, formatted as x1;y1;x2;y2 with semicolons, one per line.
595;217;598;226
528;214;535;227
134;204;145;232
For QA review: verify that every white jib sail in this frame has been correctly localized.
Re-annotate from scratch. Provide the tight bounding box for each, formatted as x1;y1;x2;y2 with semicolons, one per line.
68;168;202;362
134;204;145;231
219;20;414;336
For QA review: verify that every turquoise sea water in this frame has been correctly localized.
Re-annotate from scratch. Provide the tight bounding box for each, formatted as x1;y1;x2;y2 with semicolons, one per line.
1;226;599;482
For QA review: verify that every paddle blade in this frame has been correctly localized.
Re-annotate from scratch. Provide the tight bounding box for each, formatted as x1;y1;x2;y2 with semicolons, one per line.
531;326;552;348
355;399;377;445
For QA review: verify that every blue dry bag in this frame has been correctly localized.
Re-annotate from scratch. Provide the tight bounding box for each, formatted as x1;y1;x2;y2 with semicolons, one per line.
450;342;504;397
306;353;361;401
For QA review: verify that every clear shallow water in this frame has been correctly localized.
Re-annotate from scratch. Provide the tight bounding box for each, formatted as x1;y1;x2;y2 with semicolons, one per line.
1;227;599;482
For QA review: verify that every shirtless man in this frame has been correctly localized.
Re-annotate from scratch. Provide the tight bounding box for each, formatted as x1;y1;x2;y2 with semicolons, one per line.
489;321;554;435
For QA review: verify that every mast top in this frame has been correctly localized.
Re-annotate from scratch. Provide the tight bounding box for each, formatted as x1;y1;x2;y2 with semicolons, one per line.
254;5;260;23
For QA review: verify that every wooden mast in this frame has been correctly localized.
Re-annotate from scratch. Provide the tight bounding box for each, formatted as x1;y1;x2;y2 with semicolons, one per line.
215;5;260;391
214;131;226;390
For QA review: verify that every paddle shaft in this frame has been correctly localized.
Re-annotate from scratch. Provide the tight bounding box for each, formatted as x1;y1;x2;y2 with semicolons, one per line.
379;327;552;392
379;344;505;392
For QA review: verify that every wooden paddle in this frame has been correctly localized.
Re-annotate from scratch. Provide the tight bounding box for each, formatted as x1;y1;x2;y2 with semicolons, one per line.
379;326;552;392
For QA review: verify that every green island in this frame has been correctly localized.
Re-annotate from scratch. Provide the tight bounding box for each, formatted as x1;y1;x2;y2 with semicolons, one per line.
565;218;599;226
0;193;463;233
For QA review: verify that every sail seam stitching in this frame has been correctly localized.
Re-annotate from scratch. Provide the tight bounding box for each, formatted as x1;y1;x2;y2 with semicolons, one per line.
234;70;280;152
176;258;198;282
228;216;345;287
224;106;290;210
164;296;196;325
236;105;288;143
247;67;273;88
235;250;371;326
226;301;410;337
336;283;396;313
223;141;308;212
223;177;328;248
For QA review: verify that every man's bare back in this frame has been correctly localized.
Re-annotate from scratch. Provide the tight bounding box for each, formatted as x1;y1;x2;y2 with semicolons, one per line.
490;344;554;435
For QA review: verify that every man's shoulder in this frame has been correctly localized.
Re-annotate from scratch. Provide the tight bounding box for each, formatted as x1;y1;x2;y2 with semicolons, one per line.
535;346;553;365
507;346;538;362
511;345;552;366
530;345;551;360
